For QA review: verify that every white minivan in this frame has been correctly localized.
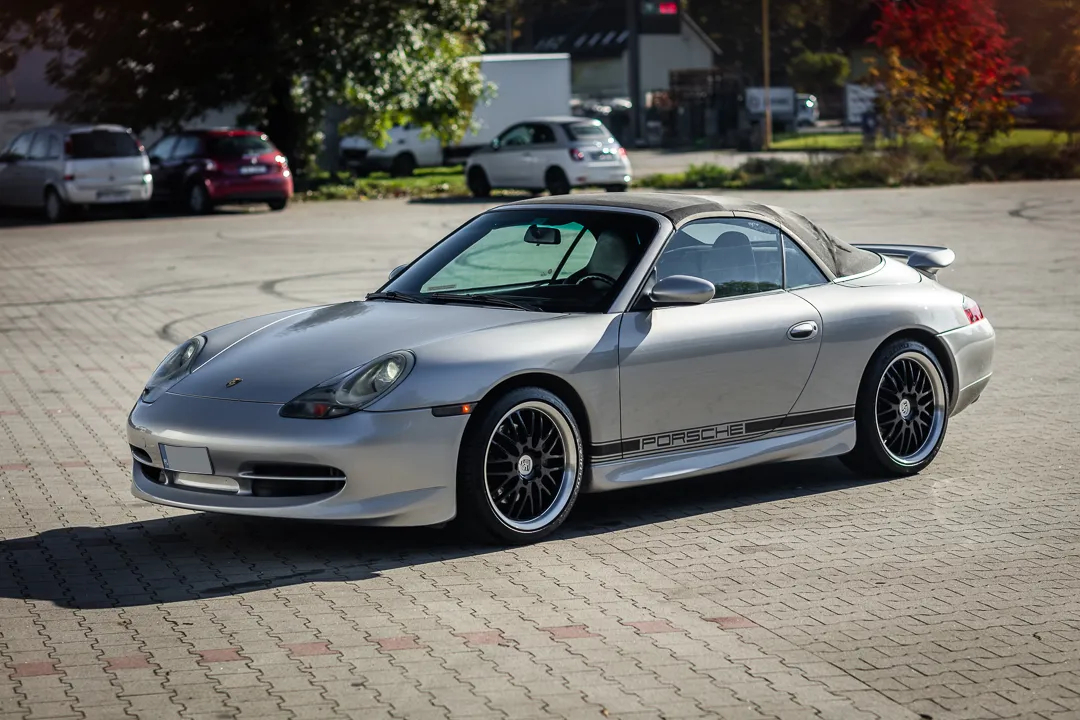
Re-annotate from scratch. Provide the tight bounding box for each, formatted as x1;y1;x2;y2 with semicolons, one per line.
464;117;632;197
0;124;152;222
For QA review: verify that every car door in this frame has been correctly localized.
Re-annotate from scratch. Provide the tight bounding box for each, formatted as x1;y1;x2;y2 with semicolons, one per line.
165;134;203;196
0;132;35;206
147;135;178;200
617;217;823;456
522;123;558;188
486;124;533;187
21;132;51;208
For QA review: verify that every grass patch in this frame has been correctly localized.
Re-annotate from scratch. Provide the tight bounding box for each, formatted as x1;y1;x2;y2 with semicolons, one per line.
296;165;467;201
769;128;1071;152
637;143;1080;191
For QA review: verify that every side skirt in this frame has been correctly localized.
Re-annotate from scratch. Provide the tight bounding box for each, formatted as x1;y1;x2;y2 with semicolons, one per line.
585;421;856;493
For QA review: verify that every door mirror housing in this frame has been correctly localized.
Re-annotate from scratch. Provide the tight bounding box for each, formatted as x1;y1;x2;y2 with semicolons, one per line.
388;264;408;281
647;275;716;307
490;138;500;151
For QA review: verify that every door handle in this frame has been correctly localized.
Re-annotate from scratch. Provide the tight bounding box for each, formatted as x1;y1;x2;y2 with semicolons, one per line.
788;321;818;341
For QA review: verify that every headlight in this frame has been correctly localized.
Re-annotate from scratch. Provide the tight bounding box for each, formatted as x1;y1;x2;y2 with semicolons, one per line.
142;336;206;403
280;351;414;419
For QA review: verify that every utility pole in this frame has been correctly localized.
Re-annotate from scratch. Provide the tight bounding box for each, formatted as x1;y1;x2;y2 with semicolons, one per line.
505;1;513;53
627;0;641;146
762;0;772;149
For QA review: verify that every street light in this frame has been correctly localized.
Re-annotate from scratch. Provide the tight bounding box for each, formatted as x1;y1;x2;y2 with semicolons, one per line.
762;0;771;149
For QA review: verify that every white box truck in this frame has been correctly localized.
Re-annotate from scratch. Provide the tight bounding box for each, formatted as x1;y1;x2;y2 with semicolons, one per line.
339;53;572;176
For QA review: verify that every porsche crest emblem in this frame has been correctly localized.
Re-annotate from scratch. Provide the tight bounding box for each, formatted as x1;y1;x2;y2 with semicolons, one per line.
225;378;243;388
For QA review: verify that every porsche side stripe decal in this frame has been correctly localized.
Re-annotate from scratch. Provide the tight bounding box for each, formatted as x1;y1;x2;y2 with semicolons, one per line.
589;406;855;461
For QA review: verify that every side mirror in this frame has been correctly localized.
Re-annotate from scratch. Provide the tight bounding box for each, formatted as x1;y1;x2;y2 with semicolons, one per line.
648;275;715;307
388;264;408;281
490;139;500;151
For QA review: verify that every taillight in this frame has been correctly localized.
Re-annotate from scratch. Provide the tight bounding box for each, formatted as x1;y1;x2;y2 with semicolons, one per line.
275;154;288;173
617;146;627;157
963;297;984;324
63;137;72;156
63;174;75;181
569;148;585;162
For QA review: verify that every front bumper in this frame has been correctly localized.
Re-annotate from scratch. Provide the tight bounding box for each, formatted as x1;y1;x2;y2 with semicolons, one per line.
939;318;995;416
127;393;468;525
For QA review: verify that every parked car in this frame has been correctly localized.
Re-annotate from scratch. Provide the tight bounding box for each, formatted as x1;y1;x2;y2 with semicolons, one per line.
0;124;152;222
146;129;292;214
339;124;443;177
127;193;993;544
465;117;632;197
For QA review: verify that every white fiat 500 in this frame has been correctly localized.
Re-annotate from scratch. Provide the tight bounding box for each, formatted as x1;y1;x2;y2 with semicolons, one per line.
465;117;632;197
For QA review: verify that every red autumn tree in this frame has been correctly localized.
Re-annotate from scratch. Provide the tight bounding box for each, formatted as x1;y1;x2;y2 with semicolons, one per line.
869;0;1028;156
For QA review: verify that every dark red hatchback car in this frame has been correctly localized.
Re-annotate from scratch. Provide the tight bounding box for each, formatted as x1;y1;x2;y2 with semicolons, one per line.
146;129;292;213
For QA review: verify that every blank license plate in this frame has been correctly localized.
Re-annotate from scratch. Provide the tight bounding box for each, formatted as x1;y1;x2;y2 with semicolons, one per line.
159;444;213;474
239;165;268;175
96;189;130;201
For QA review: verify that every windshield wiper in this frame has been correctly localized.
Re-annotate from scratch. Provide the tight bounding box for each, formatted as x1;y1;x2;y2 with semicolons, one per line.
365;291;426;304
426;292;538;311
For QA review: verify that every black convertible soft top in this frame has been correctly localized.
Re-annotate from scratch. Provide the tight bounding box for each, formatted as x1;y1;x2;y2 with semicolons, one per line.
506;193;881;278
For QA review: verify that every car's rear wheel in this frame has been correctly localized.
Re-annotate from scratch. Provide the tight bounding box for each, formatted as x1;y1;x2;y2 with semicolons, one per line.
467;167;491;198
267;197;288;212
43;188;66;223
545;168;571;196
457;387;583;544
187;182;212;215
842;338;949;477
390;152;417;177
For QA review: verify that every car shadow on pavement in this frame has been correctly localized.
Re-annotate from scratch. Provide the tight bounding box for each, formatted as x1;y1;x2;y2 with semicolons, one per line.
0;205;261;228
0;458;882;609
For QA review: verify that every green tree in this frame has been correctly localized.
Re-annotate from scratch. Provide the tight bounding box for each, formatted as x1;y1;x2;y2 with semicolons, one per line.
0;0;488;173
787;50;850;95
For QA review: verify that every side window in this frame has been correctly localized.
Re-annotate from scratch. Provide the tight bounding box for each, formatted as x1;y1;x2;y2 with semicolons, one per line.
656;218;783;299
7;132;33;159
783;235;828;289
498;125;532;147
172;135;202;159
530;123;556;144
26;133;49;160
149;135;178;162
44;135;61;160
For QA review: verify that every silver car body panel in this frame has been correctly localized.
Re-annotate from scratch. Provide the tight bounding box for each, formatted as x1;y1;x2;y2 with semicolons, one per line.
128;193;995;525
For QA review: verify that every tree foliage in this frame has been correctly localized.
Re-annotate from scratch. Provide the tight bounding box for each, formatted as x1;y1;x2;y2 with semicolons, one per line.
787;51;850;95
869;0;1027;156
998;0;1080;137
0;0;488;172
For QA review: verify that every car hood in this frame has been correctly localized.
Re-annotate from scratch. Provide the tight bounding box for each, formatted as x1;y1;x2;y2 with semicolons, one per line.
169;300;555;403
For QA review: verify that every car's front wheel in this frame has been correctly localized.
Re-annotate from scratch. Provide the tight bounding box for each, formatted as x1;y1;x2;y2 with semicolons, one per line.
842;338;949;477
43;188;67;223
457;387;583;544
187;182;212;215
467;166;491;198
545;168;571;196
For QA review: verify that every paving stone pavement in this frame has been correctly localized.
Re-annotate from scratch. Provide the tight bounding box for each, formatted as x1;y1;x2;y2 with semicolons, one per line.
1;184;1078;720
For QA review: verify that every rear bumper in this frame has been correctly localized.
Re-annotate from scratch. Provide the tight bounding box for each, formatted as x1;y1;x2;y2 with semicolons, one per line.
939;319;995;416
206;174;293;202
569;162;633;187
62;181;152;204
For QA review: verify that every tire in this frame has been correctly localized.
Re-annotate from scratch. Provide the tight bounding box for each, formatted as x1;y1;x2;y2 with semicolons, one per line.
128;201;151;219
390;152;417;177
187;182;212;215
43;188;66;223
842;338;950;477
545;168;571;196
457;387;584;544
605;184;629;192
467;166;491;198
267;197;288;212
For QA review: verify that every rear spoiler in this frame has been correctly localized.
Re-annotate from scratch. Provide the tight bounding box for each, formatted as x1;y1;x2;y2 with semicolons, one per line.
853;244;955;277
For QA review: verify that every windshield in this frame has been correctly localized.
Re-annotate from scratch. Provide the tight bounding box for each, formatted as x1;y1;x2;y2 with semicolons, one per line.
380;208;659;313
206;134;274;158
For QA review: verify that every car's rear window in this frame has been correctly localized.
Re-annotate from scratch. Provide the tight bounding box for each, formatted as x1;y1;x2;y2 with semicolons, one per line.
563;122;612;141
206;135;274;158
68;130;142;159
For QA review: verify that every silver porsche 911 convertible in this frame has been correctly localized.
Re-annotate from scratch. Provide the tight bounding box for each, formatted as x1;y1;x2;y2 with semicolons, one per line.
128;193;994;543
